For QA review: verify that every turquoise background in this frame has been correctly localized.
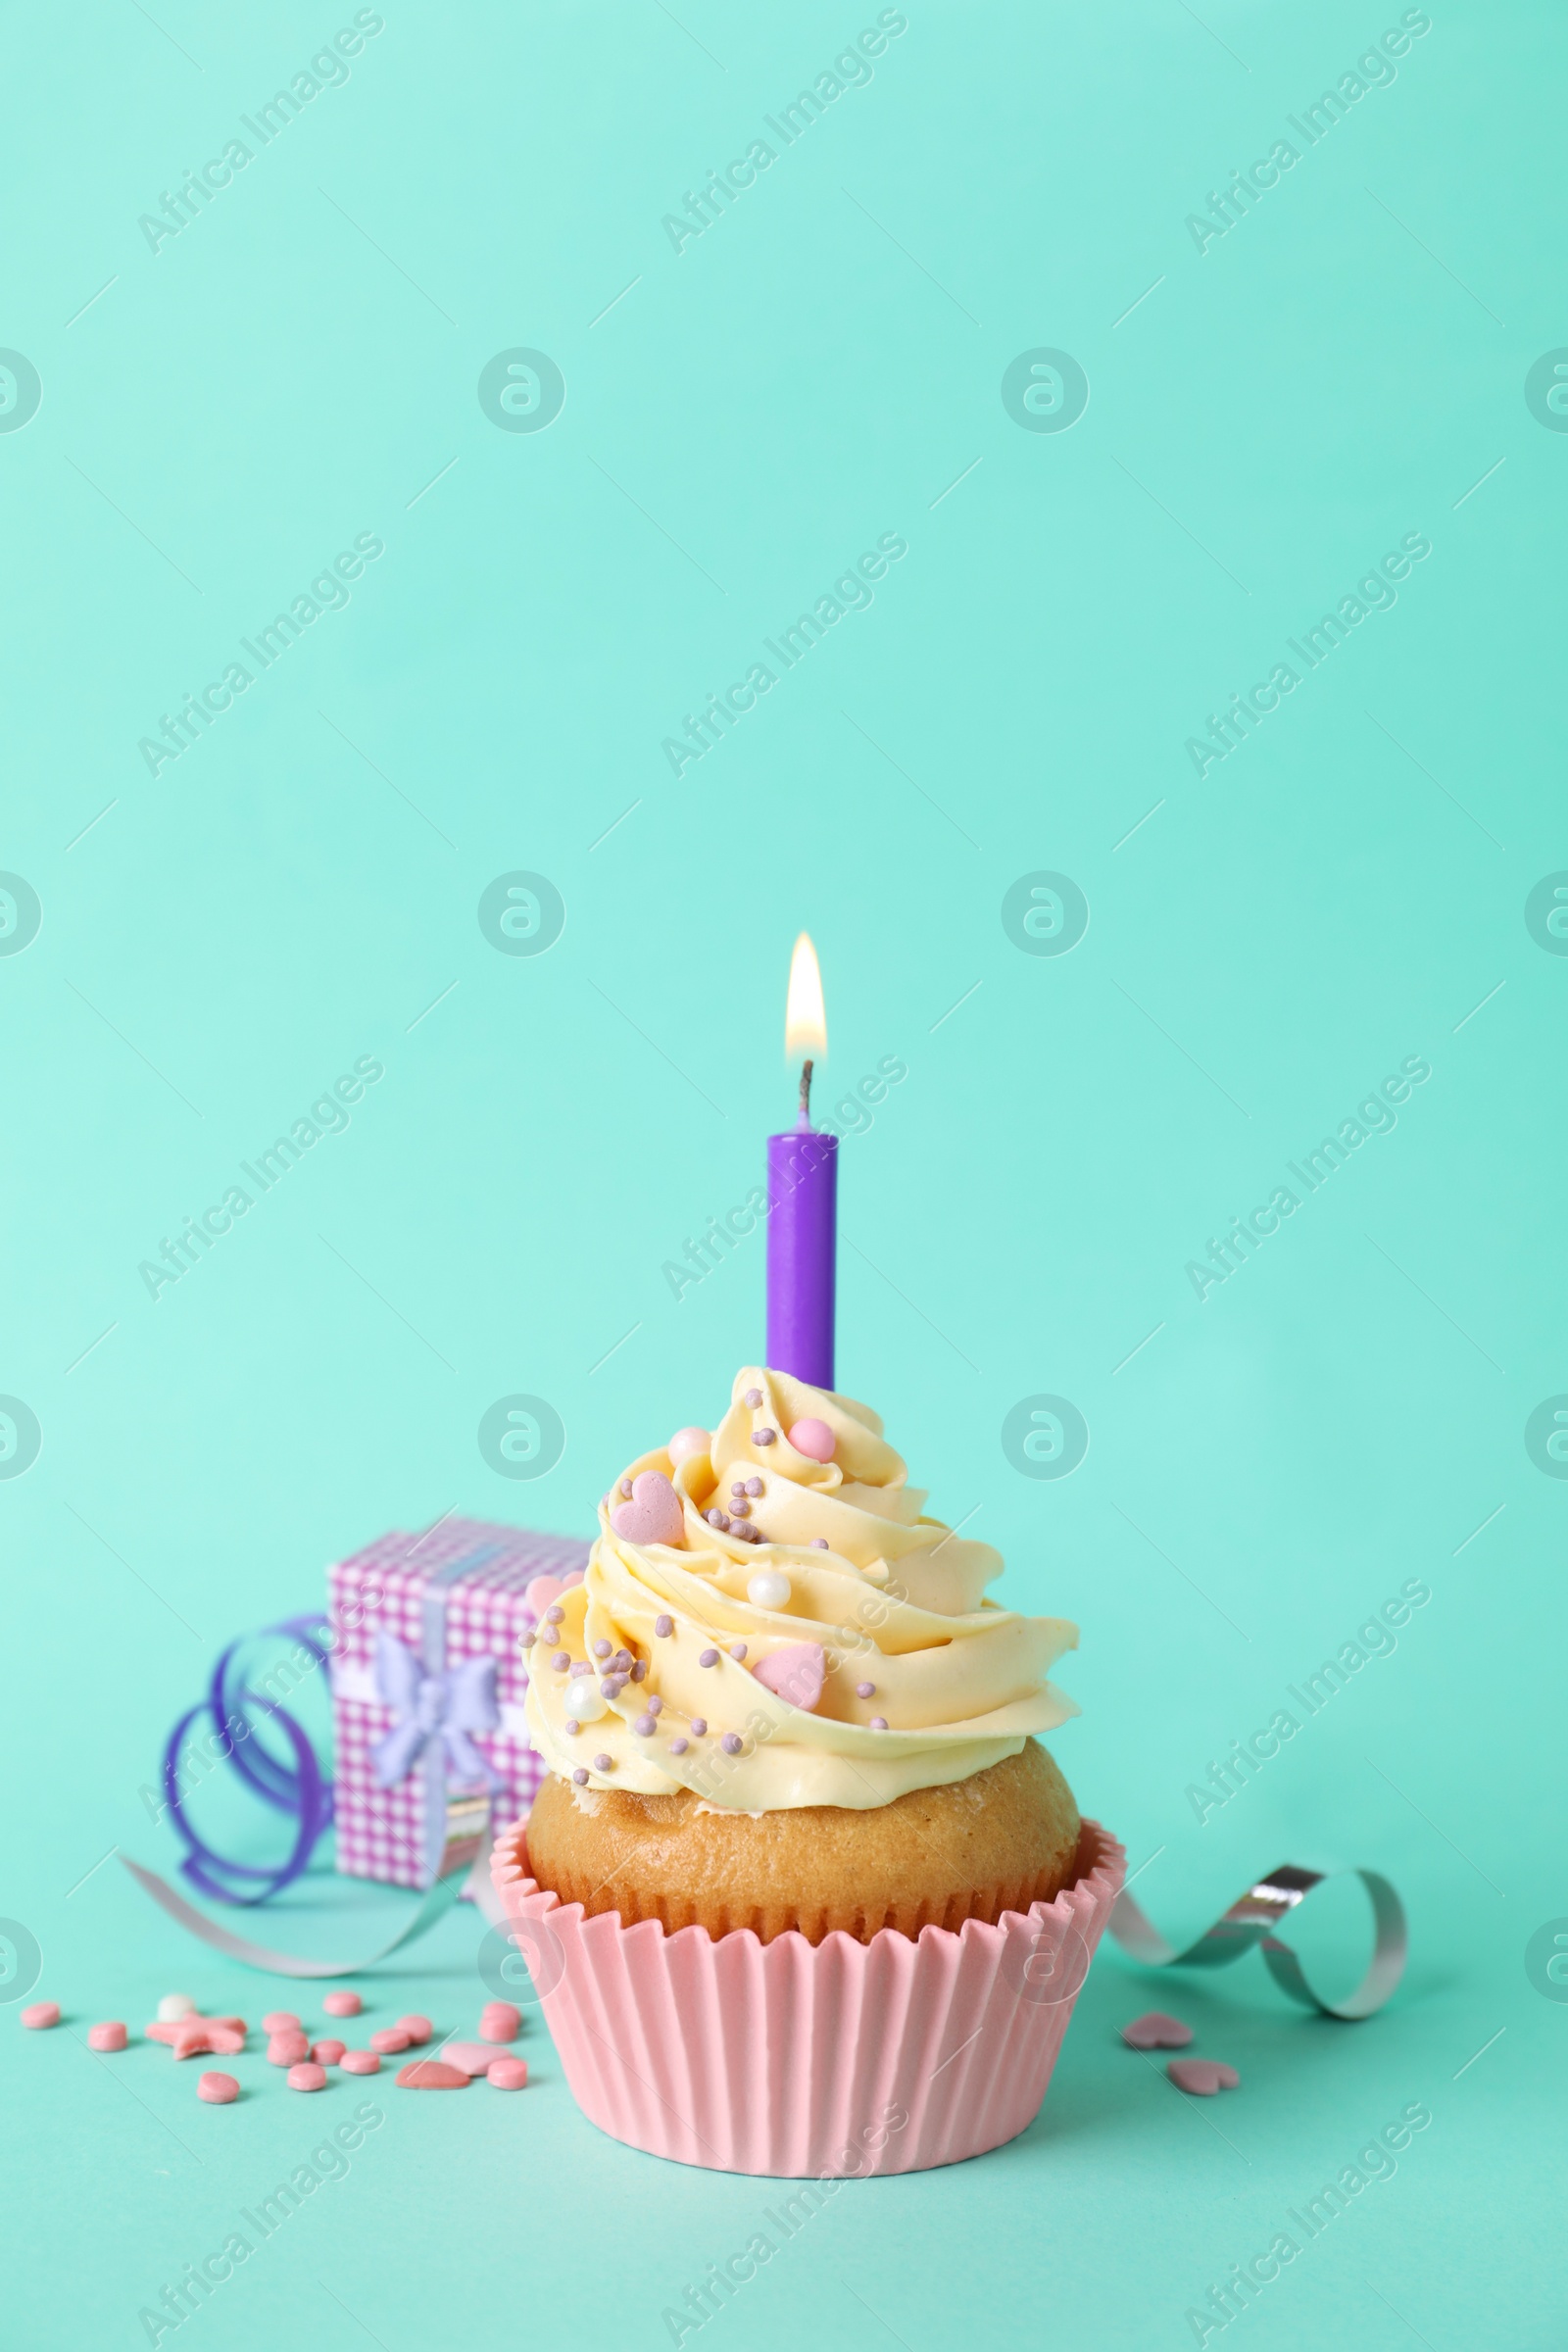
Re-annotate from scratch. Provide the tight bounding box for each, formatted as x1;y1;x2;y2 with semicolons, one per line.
2;0;1564;2342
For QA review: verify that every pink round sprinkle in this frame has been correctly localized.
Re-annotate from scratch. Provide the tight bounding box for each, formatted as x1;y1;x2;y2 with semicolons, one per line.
313;2038;346;2066
340;2049;380;2075
667;1426;710;1465
397;2014;432;2045
788;1416;836;1462
287;2061;327;2091
322;1989;363;2018
489;2057;528;2089
88;2021;127;2052
267;2031;310;2066
21;2001;60;2030
479;2003;520;2043
197;2071;238;2103
369;2028;411;2055
262;2009;301;2034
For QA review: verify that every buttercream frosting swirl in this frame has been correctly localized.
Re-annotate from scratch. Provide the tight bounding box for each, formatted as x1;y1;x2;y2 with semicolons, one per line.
522;1367;1079;1811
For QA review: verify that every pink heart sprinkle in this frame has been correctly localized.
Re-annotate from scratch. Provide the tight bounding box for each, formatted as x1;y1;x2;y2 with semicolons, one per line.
1167;2058;1240;2096
1121;2011;1194;2050
610;1471;685;1547
751;1642;826;1711
524;1574;565;1614
438;2039;498;2077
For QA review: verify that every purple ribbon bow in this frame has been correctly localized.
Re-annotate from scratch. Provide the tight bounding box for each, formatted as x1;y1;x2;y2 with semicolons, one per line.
372;1630;501;1790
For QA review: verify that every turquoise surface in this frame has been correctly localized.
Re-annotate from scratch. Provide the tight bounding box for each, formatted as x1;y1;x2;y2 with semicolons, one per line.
2;0;1563;2343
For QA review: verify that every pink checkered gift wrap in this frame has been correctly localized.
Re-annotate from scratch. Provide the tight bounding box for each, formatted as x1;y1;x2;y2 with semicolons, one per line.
328;1515;590;1889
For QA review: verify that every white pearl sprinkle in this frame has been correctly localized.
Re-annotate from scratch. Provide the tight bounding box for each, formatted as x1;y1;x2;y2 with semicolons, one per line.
563;1677;609;1722
747;1568;792;1610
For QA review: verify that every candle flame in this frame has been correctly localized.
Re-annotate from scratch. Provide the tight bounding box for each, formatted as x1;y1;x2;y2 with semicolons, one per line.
784;932;827;1061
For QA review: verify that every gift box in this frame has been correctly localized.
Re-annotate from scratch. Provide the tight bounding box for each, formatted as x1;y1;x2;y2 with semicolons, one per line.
328;1515;589;1889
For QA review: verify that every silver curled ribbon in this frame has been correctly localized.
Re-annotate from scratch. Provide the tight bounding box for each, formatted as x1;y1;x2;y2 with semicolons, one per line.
1108;1862;1407;2021
120;1794;507;1979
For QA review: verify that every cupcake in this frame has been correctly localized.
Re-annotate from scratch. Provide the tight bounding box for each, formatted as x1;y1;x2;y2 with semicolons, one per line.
494;1366;1124;2175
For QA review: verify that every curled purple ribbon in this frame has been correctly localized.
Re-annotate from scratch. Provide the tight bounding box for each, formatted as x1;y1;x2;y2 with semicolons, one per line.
160;1613;334;1906
134;1609;511;1973
371;1630;501;1791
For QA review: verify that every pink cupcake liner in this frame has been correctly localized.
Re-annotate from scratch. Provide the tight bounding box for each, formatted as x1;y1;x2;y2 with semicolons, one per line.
491;1816;1125;2178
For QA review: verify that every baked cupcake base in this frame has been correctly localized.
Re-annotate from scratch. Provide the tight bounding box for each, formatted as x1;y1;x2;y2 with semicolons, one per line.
526;1740;1081;1945
493;1813;1124;2177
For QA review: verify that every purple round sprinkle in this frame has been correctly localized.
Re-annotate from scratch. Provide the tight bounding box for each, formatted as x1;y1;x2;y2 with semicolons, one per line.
572;1768;589;1785
811;1538;829;1550
634;1714;656;1737
594;1753;613;1772
721;1733;743;1755
613;1650;632;1670
655;1615;673;1639
730;1481;747;1496
857;1682;876;1698
699;1648;719;1668
745;1476;762;1496
669;1738;689;1755
729;1642;747;1661
593;1639;612;1658
754;1427;776;1446
600;1678;618;1698
552;1651;570;1671
564;1718;580;1737
744;1387;762;1407
619;1477;633;1497
690;1718;707;1737
630;1659;648;1682
870;1716;889;1730
646;1694;662;1715
545;1604;564;1624
706;1508;728;1530
729;1498;751;1518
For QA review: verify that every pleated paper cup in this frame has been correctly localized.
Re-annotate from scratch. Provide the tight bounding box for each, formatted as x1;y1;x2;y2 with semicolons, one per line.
491;1815;1124;2178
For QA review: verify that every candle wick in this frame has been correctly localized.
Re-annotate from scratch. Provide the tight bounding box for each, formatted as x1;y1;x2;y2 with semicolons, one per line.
797;1058;813;1129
